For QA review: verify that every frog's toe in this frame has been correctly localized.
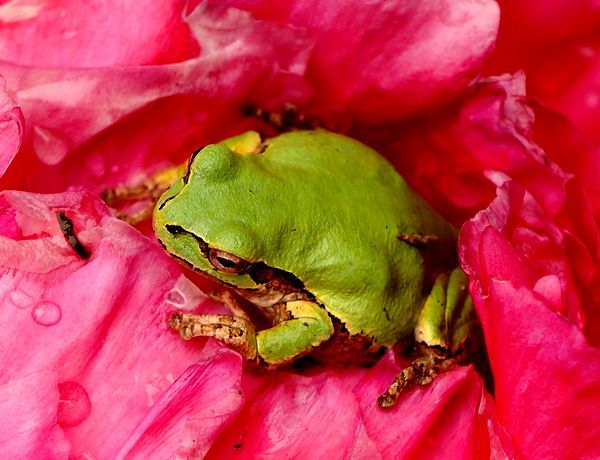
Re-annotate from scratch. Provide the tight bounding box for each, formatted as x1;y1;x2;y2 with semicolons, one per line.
179;324;194;340
168;312;184;330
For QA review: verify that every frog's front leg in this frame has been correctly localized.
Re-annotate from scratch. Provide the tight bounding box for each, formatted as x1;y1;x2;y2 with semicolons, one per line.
169;300;334;366
169;312;258;359
378;267;473;408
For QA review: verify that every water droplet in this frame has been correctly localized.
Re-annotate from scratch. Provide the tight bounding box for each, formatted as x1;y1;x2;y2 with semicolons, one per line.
31;301;62;326
166;289;185;305
166;276;207;310
10;290;33;309
57;381;91;427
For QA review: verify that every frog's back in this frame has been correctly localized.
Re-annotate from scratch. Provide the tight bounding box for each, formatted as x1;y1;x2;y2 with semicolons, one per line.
192;130;457;346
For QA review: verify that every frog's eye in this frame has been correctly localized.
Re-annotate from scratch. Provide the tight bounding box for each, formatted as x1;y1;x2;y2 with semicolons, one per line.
208;249;250;274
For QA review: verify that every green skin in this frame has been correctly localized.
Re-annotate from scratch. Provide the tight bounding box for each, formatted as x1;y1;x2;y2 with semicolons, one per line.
154;130;468;366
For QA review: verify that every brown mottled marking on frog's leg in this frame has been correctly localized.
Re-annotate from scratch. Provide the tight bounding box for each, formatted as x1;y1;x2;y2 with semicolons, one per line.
102;162;187;225
397;233;440;248
377;344;459;408
169;312;258;360
242;103;319;132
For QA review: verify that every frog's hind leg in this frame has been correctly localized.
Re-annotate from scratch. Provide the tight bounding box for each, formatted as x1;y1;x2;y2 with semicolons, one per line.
377;345;457;408
102;162;187;225
169;312;258;360
378;267;473;408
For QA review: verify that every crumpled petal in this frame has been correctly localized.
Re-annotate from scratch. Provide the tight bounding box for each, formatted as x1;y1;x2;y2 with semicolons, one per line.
529;102;600;223
379;73;569;226
0;190;241;458
461;183;600;458
0;372;70;459
227;0;500;122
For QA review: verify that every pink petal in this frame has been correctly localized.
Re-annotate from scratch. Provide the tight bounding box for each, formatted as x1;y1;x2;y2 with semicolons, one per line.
353;358;508;460
117;347;243;459
0;190;238;457
0;79;23;178
228;0;500;122
0;0;198;67
207;366;381;458
0;372;70;458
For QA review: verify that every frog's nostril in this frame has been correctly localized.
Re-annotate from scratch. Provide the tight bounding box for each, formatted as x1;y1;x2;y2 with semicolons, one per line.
165;224;186;236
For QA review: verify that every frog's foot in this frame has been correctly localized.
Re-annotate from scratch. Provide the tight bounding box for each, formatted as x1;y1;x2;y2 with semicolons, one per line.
102;163;187;225
169;312;258;360
243;103;319;132
377;346;457;409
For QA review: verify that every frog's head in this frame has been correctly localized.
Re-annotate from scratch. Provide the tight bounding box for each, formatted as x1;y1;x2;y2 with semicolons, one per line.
153;131;268;290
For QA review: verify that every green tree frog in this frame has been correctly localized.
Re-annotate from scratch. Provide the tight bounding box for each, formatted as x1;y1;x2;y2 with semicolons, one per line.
147;129;473;407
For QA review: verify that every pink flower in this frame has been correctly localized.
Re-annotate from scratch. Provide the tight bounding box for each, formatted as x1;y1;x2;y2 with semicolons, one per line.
0;0;598;458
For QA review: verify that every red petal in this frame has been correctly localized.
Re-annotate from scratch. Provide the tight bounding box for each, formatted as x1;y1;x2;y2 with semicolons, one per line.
461;182;600;457
228;0;500;122
487;0;600;140
380;73;568;226
0;3;311;194
208;352;511;459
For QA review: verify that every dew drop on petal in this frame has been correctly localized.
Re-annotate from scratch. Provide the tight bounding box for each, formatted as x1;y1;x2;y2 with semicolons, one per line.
167;289;185;305
10;289;33;309
166;275;207;310
31;301;62;326
58;381;92;427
